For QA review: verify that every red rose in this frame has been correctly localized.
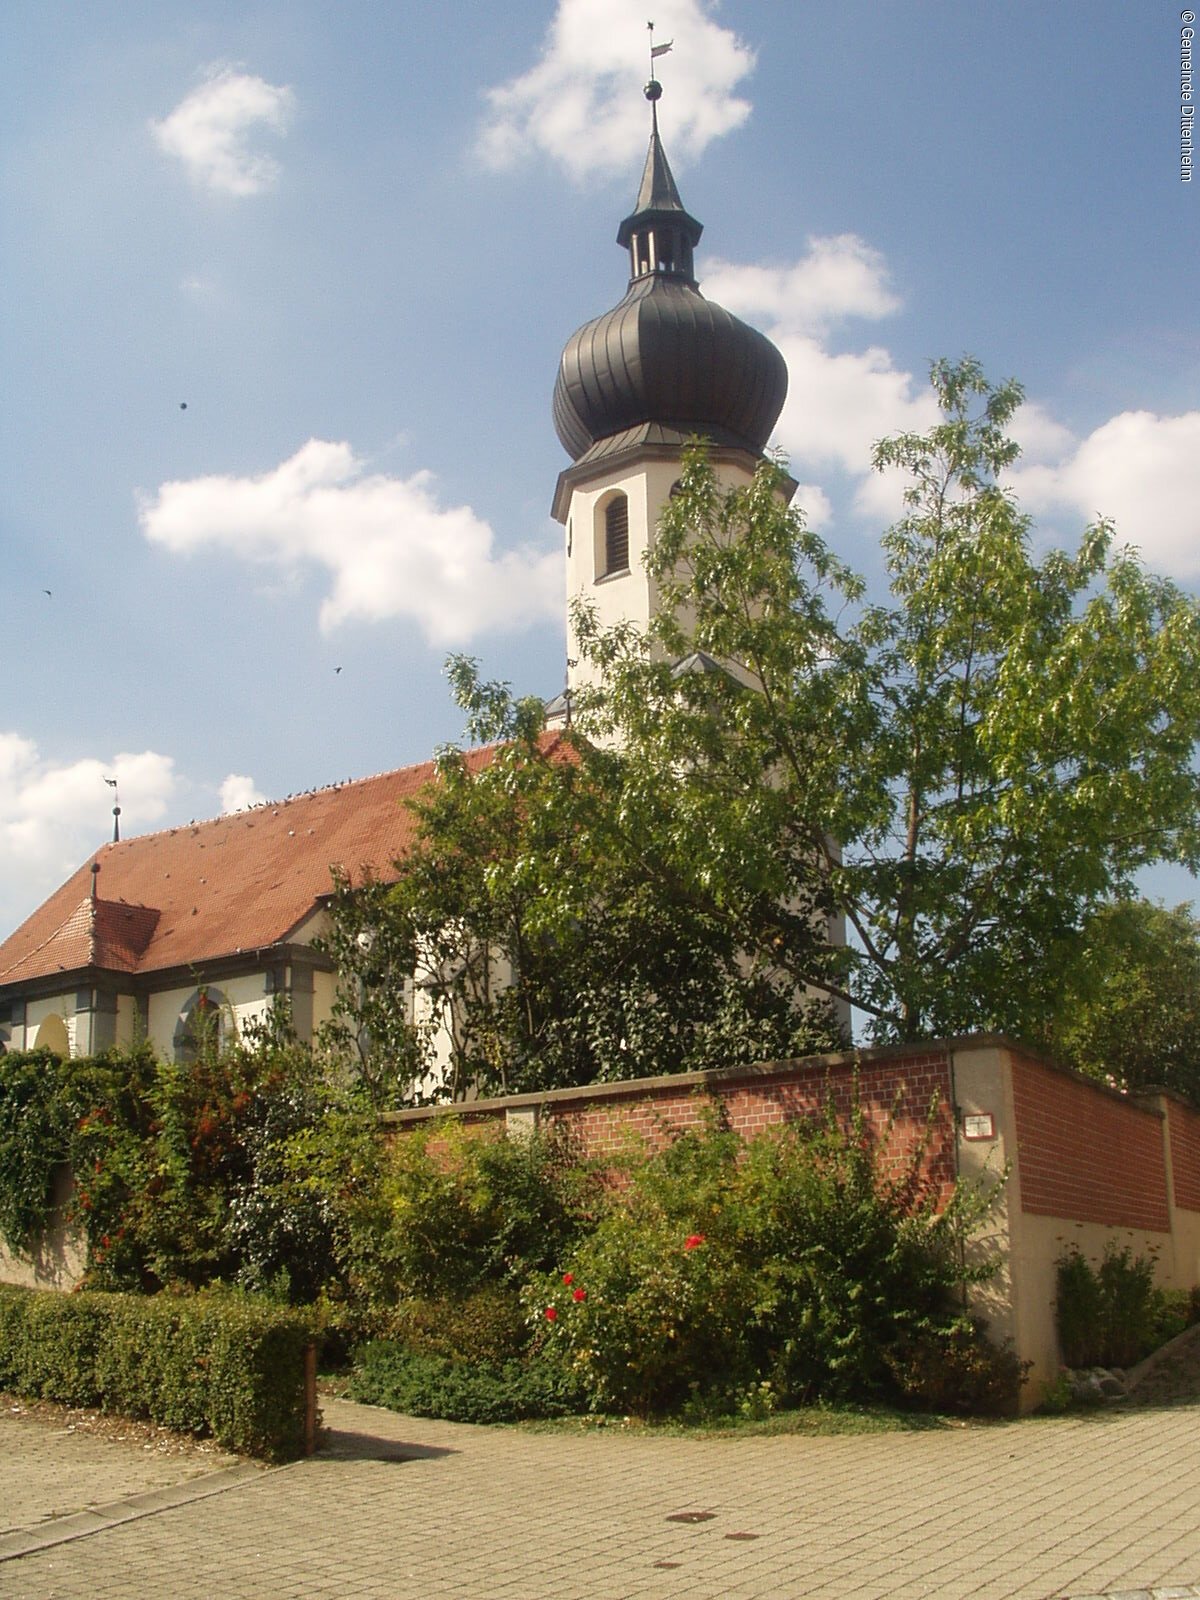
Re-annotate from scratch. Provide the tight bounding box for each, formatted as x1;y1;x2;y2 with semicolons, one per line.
561;1272;573;1285
572;1288;587;1302
545;1306;558;1322
684;1233;706;1250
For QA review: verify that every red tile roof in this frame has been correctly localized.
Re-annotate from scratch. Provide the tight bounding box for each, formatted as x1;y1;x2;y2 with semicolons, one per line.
0;741;564;988
0;897;161;985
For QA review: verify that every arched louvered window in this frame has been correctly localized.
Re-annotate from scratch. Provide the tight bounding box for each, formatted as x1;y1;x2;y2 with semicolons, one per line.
603;495;629;576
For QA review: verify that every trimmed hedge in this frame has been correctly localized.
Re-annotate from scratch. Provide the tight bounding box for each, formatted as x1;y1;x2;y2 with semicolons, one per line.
349;1340;584;1424
0;1283;315;1460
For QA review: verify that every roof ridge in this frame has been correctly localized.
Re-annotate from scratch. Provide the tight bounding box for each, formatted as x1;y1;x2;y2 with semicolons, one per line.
0;731;574;990
73;737;528;859
92;891;158;914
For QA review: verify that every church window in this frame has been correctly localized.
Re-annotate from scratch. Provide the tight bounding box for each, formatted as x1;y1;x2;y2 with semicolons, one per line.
602;495;629;575
174;986;228;1064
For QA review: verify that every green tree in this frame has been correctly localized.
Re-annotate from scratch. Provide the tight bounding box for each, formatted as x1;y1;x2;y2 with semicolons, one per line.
319;868;429;1108
1044;899;1200;1100
572;358;1200;1042
327;358;1199;1079
327;661;845;1102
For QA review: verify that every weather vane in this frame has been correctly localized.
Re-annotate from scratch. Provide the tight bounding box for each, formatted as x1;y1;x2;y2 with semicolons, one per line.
647;20;673;88
104;775;121;843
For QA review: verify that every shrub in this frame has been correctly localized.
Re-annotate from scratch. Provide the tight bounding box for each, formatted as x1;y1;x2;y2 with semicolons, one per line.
530;1212;761;1417
0;1029;388;1313
529;1102;1007;1417
387;1285;528;1365
0;1283;314;1460
382;1119;598;1299
1055;1248;1105;1367
883;1320;1029;1416
1097;1244;1160;1366
83;1031;358;1298
1055;1243;1166;1368
1151;1286;1200;1348
0;1049;83;1254
730;1103;998;1403
348;1341;583;1424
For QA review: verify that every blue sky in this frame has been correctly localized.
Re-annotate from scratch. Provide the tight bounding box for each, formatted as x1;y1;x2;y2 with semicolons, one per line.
3;0;1197;936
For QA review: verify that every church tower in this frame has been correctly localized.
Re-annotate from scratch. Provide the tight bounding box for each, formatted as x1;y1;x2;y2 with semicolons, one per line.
550;76;790;700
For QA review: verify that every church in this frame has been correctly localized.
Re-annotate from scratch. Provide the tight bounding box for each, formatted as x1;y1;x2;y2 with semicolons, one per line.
0;79;800;1066
5;81;1200;1399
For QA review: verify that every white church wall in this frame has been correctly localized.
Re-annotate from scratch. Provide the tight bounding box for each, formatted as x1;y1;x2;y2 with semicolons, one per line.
289;906;330;946
565;455;759;700
146;972;276;1061
116;992;138;1048
311;968;336;1037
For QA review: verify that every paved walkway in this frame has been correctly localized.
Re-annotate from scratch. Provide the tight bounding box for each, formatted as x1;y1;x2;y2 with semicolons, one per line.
1;1396;1199;1598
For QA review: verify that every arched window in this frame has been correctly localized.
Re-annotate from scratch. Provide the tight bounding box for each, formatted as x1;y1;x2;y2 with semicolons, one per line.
602;495;629;576
174;987;229;1064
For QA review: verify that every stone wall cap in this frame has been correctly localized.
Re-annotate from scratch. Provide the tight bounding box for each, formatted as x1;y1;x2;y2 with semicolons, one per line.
378;1033;1023;1127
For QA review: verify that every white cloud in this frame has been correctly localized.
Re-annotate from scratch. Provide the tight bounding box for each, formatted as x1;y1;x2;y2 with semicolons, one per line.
791;483;832;530
0;738;177;936
151;66;294;196
138;439;562;645
220;774;267;813
1008;410;1200;580
704;236;900;335
1009;400;1076;465
700;236;937;522
710;236;1199;566
180;273;222;302
477;0;753;181
773;338;940;486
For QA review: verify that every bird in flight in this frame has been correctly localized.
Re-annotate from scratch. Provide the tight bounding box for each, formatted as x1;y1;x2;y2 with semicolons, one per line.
42;589;52;597
180;402;187;410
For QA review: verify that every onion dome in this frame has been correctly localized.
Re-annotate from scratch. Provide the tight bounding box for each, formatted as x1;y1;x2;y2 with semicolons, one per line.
553;85;788;467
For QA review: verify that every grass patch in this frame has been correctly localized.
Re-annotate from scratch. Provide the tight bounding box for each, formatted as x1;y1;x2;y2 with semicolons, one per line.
515;1400;979;1438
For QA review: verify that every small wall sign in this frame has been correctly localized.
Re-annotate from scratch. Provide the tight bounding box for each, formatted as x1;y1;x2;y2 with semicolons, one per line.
963;1113;996;1141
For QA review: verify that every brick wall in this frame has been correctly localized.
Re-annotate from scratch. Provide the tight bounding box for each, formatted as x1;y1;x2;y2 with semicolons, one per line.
386;1048;958;1207
1167;1096;1200;1215
1010;1051;1170;1231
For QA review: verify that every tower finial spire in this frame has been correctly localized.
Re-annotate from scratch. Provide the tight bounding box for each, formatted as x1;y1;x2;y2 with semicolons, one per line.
645;20;671;128
104;775;121;843
616;39;699;288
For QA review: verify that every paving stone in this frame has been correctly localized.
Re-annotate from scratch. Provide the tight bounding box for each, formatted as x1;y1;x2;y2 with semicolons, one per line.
1;1398;1199;1597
